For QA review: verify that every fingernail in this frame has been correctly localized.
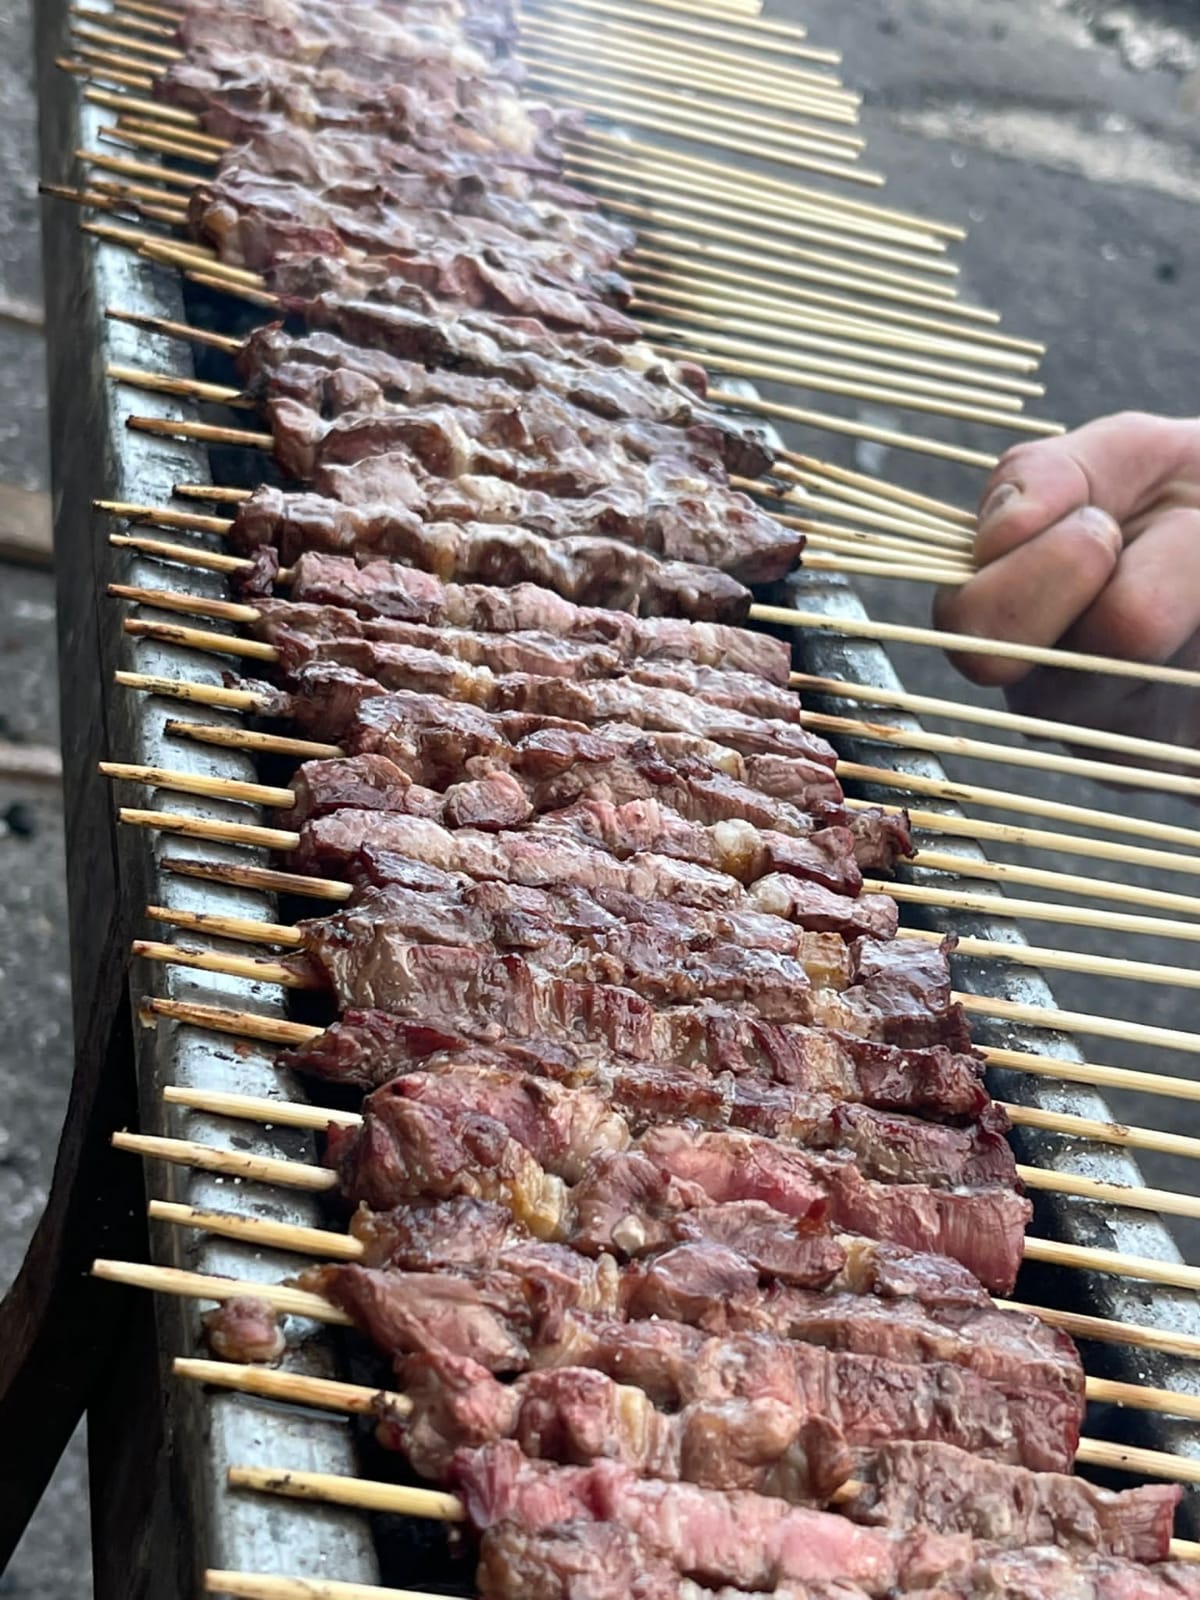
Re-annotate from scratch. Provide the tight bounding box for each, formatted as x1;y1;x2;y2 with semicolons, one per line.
1076;504;1123;552
978;481;1021;532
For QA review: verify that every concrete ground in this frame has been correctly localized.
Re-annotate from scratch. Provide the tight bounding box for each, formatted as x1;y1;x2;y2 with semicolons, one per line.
5;0;1200;1592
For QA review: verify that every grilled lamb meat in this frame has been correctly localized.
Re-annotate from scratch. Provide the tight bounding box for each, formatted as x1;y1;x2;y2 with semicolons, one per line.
245;555;791;680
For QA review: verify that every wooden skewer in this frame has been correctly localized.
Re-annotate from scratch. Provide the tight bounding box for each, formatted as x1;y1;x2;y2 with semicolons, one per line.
115;0;182;20
71;16;181;59
536;0;843;67
757;604;1200;690
114;1130;332;1188
629;225;972;313
633;276;1037;372
126;416;272;449
229;1464;463;1522
645;334;1044;424
804;552;962;586
633;295;1041;395
165;1077;1200;1169
205;1574;461;1600
836;758;1200;853
518;52;867;158
573;127;966;242
157;1209;1200;1440
802;708;1200;801
123;615;273;659
69;45;156;88
57;52;157;91
131;939;314;988
752;478;976;544
175;1356;395;1417
70;4;179;40
76;146;197;189
100;121;219;164
106;761;1200;944
182;269;280;308
788;455;980;526
630;258;1029;360
750;493;977;552
793;673;1200;773
522;20;861;122
115;114;229;152
110;582;258;621
534;82;883;181
112;671;1200;855
897;840;1200;910
40;181;187;227
105;306;241;352
777;463;977;532
92;1258;350;1323
109;364;248;408
960;993;1200;1057
153;1083;1200;1228
136;989;1200;1108
712;390;1000;470
109;532;247;571
135;1183;1200;1381
878;879;1200;944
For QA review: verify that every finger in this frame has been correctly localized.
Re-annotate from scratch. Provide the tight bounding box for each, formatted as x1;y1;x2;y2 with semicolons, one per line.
1064;506;1200;664
974;413;1200;565
933;505;1122;687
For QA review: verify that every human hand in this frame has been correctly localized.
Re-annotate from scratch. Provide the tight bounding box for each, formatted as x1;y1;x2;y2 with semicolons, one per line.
934;412;1200;749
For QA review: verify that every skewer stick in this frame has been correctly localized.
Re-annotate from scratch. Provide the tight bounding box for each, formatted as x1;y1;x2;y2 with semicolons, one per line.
155;1086;1200;1226
161;856;349;903
108;364;248;407
532;85;883;182
902;844;1200;912
136;990;1200;1108
877;878;1200;944
757;604;1200;689
229;1465;463;1522
519;53;866;158
57;53;157;90
788;455;980;526
123;615;273;659
140;995;320;1046
804;552;963;585
794;672;1200;771
206;1574;452;1600
69;46;156;89
81;88;202;127
76;1;174;31
106;306;241;351
539;0;843;66
114;1131;333;1188
100;497;235;531
634;276;1036;371
127;416;272;448
574;127;966;242
650;337;1053;426
168;1077;1200;1167
523;23;860;123
91;1259;349;1324
100;121;220;163
120;807;302;851
161;722;326;759
76;146;197;189
102;761;293;809
114;114;228;151
175;1357;394;1417
131;939;312;988
631;258;1029;359
147;905;302;946
71;17;181;59
110;582;258;621
711;390;1000;470
112;671;1200;855
635;296;1040;394
961;993;1200;1057
802;708;1200;801
751;479;976;545
776;462;976;531
109;532;247;571
836;759;1200;853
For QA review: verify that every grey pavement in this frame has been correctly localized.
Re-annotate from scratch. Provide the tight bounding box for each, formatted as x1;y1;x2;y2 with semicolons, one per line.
6;0;1200;1593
